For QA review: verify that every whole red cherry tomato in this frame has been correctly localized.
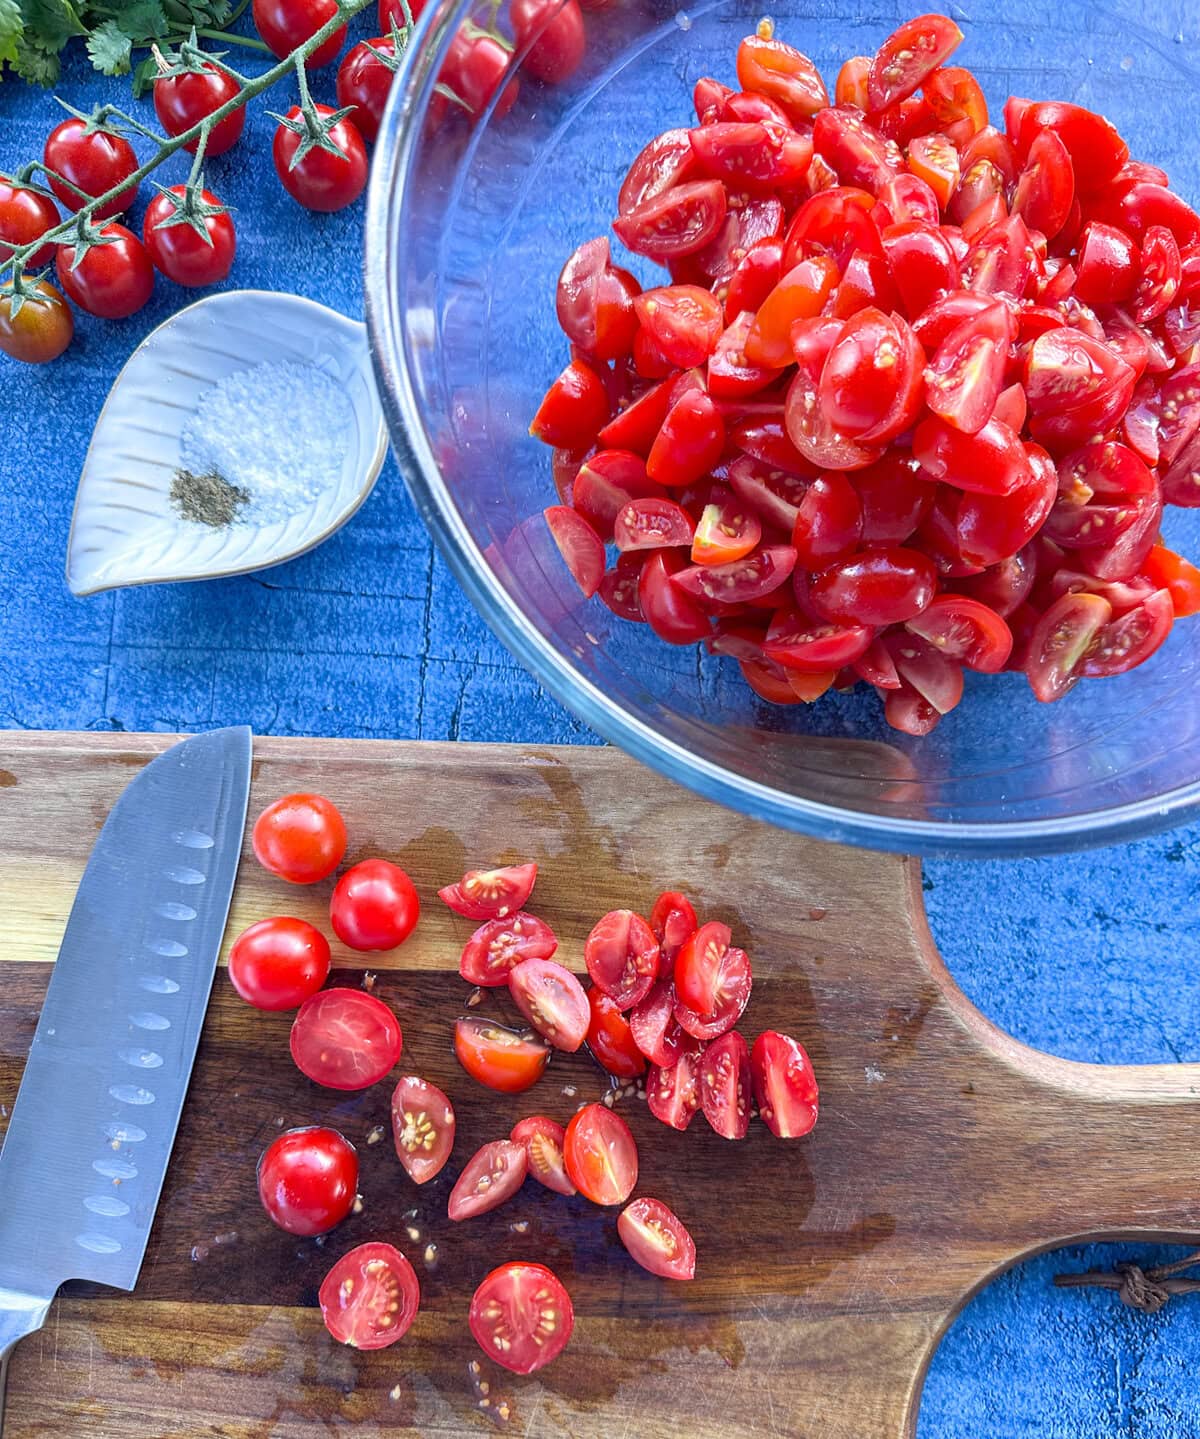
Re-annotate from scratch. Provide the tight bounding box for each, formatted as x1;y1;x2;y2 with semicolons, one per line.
258;1126;358;1234
228;916;331;1010
55;224;153;320
436;27;520;122
330;859;419;951
253;792;347;884
142;187;236;288
272;105;368;212
510;0;586;85
43;119;138;220
336;37;399;144
254;0;346;67
0;177;60;270
0;280;73;365
153;62;244;155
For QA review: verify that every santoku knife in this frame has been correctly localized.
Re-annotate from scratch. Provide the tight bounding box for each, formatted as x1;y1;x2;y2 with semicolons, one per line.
0;727;251;1426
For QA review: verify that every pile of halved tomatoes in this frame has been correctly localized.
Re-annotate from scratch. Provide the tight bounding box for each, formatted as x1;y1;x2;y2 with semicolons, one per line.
235;790;817;1375
532;12;1200;734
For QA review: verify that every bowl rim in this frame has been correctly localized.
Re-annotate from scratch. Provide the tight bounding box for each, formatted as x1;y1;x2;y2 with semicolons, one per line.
362;2;1200;857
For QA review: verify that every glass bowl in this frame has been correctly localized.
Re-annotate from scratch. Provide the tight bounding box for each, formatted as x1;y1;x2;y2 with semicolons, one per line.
364;0;1200;856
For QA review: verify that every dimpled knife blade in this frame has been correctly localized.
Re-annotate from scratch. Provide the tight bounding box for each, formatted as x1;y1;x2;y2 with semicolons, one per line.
0;727;251;1361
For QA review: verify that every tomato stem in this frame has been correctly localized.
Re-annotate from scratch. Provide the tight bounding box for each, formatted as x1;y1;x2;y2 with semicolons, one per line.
0;0;377;288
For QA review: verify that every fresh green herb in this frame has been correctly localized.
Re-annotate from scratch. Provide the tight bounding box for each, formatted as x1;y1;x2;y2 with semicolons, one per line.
2;0;258;87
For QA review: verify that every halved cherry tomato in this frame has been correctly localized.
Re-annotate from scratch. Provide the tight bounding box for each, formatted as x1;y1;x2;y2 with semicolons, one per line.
751;1030;819;1138
619;128;700;215
584;909;660;1009
228;917;330;1011
867;14;963;112
647;1048;702;1130
469;1263;574;1374
585;987;647;1077
614;497;696;552
556;238;641;360
1025;591;1112;701
563;1103;638;1204
1011;128;1075;239
736;34;828;122
791;474;862;568
630;981;688;1066
691;496;763;565
674;545;797;606
319;1243;420;1350
1078;588;1172;677
674;921;729;1013
808;547;936;625
258;1126;358;1235
1145;545;1200;618
700;1028;752;1139
330;859;419;952
619;1198;697;1280
391;1075;456;1184
290;989;403;1090
454;1017;550;1093
508;957;590;1052
545;504;605;598
461;912;558;986
744;256;840;368
674;944;751;1037
612;179;728;260
511;1115;576;1195
905;594;1013;672
634;284;723;367
763;611;873;671
530;359;610;447
923;299;1014;435
440;861;537;921
818;307;926;443
647;390;726;488
448;1139;528;1221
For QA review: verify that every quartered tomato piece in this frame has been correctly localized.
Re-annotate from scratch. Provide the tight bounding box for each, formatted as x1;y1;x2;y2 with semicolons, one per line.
613;497;696;553
852;451;935;542
647;390;726;488
638;550;712;644
320;1244;420;1350
751;1030;819;1138
585;987;647;1077
782;187;880;271
1145;545;1200;618
791;473;863;568
530;359;610;448
875;172;941;229
923;299;1014;436
785;323;884;472
736;33;828;122
673;545;797;606
835;54;870;109
691;495;763;565
960;213;1040;299
688;121;814;194
744;255;840;368
1011;128;1075;240
1023;327;1135;452
880;221;960;318
700;1028;753;1139
634;284;723;368
511;1115;576;1195
613;179;728;260
391;1075;456;1184
1135;225;1182;324
648;891;698;976
883;681;941;734
925;65;988;134
584;908;660;1009
556;238;641;360
955;548;1036;617
619;128;700;214
675;920;731;1014
817;307;925;444
913;414;1030;495
619;1198;697;1280
290;989;402;1091
461;911;558;986
708;311;781;400
647;1048;703;1130
907;133;960;209
544;505;605;598
724;239;785;322
905;594;1013;672
469;1263;574;1375
572;450;663;538
454;1017;550;1093
1072;222;1138;306
440;861;538;921
727;456;811;531
883;631;965;714
813;106;903;194
1025;591;1112;701
563;1103;638;1204
955;441;1057;567
508;958;590;1052
1044;440;1157;549
598;378;677;456
867;13;963;112
674;946;751;1037
1079;589;1172;677
1015;101;1128;184
448;1140;528;1221
629;981;688;1066
763;611;873;672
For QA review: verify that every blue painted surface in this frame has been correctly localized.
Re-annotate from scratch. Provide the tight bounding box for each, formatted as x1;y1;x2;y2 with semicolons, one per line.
3;3;1200;1433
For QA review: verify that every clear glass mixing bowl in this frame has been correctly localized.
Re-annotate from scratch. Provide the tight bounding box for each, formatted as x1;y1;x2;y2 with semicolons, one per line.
364;0;1200;856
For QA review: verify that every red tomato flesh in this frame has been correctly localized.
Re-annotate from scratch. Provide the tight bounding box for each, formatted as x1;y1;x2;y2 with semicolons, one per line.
320;1243;419;1350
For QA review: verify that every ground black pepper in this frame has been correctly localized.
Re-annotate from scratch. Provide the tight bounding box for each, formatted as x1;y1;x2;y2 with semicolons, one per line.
170;468;250;528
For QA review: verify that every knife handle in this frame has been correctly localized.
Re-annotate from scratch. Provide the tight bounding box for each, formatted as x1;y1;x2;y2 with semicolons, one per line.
0;1288;54;1436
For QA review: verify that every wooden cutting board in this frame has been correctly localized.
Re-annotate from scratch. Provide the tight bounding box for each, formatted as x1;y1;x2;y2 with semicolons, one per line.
1;732;1197;1439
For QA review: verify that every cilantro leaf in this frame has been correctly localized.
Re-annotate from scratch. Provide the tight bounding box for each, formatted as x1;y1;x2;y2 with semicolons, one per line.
19;0;84;50
13;32;58;83
86;16;130;75
115;0;168;43
0;0;22;69
130;51;158;99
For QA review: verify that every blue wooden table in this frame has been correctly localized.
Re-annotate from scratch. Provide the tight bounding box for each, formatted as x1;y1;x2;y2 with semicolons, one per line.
3;4;1200;1433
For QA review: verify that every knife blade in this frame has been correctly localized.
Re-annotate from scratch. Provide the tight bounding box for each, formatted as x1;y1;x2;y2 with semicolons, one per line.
0;727;251;1386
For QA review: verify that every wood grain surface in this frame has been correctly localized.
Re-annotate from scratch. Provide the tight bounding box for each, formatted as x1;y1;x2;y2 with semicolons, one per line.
1;732;1198;1439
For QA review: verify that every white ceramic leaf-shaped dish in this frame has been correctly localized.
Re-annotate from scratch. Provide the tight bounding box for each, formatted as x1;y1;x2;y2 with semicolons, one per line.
65;290;389;597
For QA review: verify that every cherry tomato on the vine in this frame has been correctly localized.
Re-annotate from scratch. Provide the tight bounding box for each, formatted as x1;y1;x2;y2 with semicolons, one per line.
272;105;368;212
511;0;586;85
142;187;236;288
43;119;138;220
0;281;73;365
56;224;153;320
153;62;245;155
0;177;60;270
254;0;346;67
336;38;399;144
